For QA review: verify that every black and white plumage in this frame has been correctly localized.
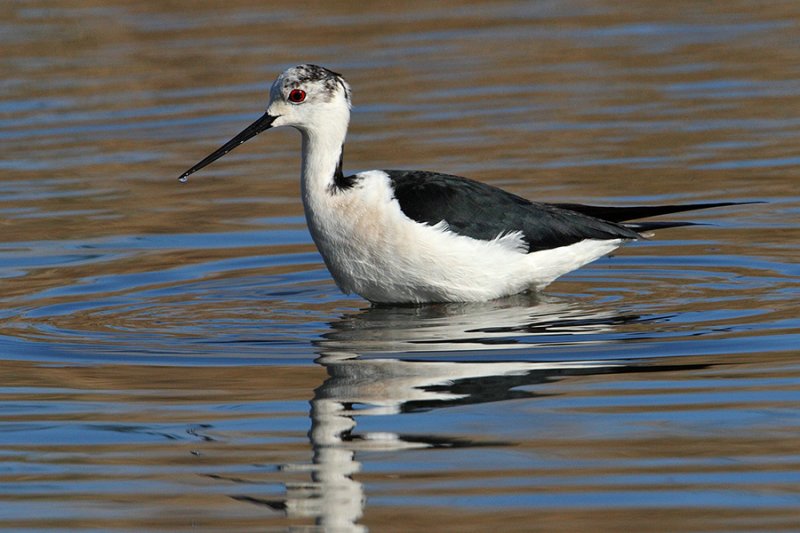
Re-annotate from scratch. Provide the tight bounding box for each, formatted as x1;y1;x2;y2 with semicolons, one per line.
178;64;742;304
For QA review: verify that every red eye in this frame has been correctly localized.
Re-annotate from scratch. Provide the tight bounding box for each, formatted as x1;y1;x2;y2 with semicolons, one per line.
288;89;306;103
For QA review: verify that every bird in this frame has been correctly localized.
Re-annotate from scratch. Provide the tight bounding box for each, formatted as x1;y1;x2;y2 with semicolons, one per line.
178;64;742;304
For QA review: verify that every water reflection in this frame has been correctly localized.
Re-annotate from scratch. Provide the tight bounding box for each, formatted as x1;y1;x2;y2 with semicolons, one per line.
321;294;648;354
259;298;702;531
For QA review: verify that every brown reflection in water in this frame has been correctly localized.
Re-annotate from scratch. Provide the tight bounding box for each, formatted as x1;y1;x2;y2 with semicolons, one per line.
0;360;325;530
2;359;321;405
363;507;800;533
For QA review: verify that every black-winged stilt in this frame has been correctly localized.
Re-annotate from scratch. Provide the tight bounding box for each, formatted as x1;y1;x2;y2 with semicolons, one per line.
179;64;742;304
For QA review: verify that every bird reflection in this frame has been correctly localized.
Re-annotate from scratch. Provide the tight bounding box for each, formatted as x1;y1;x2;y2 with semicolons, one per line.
321;293;644;354
261;295;690;531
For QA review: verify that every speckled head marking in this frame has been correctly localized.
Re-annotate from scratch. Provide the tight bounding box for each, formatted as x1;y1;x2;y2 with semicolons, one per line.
271;64;351;106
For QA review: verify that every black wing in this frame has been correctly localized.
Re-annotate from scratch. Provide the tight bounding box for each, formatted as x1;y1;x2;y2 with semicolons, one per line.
386;170;641;253
386;170;748;252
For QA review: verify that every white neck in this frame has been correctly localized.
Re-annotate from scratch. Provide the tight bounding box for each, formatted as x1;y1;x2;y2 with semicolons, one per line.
298;108;350;204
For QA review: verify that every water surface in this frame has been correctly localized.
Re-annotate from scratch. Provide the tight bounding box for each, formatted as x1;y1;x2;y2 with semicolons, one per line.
2;1;799;531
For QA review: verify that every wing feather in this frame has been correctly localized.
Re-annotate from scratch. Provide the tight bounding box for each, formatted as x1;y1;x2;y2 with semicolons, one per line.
386;170;639;253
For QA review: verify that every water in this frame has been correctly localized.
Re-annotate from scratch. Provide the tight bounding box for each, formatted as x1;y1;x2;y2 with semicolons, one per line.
2;1;799;531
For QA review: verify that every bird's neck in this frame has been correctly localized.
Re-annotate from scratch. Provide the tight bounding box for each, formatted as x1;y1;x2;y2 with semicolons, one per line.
299;117;350;202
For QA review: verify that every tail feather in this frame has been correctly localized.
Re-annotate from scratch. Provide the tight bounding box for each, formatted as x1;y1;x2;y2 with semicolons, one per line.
551;201;753;223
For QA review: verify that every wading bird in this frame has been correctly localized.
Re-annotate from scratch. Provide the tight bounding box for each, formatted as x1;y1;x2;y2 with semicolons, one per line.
179;64;740;304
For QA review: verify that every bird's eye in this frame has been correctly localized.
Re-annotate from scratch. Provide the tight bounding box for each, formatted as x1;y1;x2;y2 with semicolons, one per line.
288;89;306;103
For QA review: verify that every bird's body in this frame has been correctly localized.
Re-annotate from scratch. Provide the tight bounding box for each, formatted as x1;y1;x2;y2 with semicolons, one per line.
304;168;624;302
179;64;741;304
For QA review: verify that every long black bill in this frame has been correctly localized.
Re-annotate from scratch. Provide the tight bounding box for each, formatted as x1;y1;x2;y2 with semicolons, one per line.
178;112;277;182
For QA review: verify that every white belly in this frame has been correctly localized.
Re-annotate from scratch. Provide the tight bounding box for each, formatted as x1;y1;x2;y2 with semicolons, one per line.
303;171;621;303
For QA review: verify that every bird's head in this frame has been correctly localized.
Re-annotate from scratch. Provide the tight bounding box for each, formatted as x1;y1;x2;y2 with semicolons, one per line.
268;64;351;130
178;64;351;182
